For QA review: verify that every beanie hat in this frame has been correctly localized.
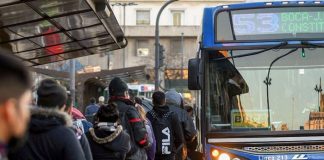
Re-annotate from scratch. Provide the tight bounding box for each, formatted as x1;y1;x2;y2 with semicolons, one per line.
109;77;128;96
165;90;182;107
37;79;67;109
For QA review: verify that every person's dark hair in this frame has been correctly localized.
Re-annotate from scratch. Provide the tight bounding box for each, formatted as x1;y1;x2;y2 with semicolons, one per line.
95;103;119;123
152;91;166;106
128;89;136;102
0;50;32;104
134;97;142;105
184;105;193;113
90;97;96;104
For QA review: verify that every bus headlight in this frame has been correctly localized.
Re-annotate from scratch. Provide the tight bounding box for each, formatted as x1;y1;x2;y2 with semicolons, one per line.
211;149;220;158
210;147;243;160
218;153;231;160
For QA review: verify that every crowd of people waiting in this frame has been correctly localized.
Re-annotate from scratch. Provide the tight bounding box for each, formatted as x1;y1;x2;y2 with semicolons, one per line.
0;50;199;160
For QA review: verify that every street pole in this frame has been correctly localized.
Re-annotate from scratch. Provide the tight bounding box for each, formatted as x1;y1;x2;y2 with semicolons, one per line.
181;32;184;79
69;59;76;107
155;0;178;91
123;5;126;68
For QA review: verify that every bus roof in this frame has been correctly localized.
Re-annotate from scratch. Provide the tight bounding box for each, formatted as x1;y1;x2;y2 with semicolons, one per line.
202;1;324;50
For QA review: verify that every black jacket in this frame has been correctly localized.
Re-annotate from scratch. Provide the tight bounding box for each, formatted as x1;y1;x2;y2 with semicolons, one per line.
9;108;86;160
167;103;197;142
110;97;149;157
86;124;131;160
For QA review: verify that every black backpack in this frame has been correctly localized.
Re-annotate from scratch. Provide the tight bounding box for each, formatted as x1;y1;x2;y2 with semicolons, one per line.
147;110;175;156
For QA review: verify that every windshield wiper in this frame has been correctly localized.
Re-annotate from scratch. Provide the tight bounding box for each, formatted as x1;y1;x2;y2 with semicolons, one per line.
264;48;298;129
214;41;288;61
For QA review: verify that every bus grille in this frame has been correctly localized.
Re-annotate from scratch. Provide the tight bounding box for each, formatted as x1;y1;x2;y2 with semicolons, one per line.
243;145;324;153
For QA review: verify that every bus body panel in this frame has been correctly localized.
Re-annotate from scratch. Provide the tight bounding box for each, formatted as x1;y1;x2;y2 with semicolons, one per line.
198;1;324;159
206;143;324;160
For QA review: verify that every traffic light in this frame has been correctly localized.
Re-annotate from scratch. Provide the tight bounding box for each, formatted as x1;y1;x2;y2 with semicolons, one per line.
159;44;165;68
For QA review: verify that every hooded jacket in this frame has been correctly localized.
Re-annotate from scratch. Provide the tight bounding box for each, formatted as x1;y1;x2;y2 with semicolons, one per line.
165;91;197;142
168;105;197;142
8;108;87;160
86;124;131;160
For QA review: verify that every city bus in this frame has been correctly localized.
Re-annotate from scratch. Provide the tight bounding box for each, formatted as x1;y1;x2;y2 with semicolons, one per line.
128;83;155;99
188;1;324;160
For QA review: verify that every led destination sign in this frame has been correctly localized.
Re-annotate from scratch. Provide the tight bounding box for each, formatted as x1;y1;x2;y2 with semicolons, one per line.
233;11;324;36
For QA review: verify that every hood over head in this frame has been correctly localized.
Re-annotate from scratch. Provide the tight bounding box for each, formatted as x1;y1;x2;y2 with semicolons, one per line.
165;90;182;107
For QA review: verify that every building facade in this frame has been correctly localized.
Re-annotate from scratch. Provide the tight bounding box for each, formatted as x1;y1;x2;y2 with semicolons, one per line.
109;0;244;70
106;0;244;96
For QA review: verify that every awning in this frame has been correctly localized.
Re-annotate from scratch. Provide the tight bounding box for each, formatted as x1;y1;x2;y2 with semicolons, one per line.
32;67;69;78
32;65;148;84
77;65;148;83
0;0;126;66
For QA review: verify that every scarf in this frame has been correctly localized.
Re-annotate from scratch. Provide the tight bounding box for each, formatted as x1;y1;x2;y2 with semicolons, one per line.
109;96;134;105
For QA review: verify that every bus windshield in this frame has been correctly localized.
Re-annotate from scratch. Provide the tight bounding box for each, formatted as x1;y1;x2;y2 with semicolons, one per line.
204;2;324;133
207;48;324;132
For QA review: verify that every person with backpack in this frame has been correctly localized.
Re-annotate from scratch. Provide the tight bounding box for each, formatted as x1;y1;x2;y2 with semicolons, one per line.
134;97;156;160
9;79;86;160
147;91;186;160
108;77;149;160
86;103;131;160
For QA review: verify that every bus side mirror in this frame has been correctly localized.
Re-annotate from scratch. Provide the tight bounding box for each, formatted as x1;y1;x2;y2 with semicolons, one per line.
188;58;202;90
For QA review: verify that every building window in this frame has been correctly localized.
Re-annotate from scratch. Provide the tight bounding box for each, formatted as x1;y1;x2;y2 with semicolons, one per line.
136;10;150;25
172;10;184;26
136;40;149;57
170;39;182;56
